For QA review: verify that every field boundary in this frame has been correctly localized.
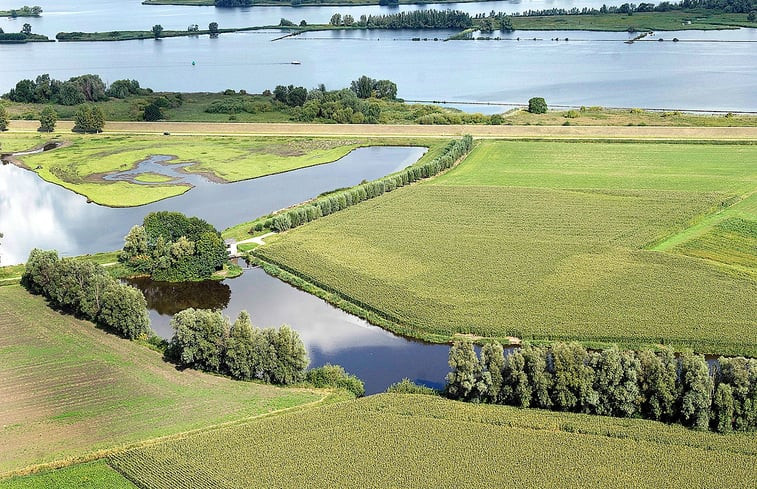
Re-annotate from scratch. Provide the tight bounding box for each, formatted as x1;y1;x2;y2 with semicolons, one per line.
6;120;757;140
0;391;339;481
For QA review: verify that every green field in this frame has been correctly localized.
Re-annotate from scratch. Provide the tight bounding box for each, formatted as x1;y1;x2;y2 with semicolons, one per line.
0;285;323;474
0;461;135;489
7;134;366;206
105;394;756;488
255;140;757;354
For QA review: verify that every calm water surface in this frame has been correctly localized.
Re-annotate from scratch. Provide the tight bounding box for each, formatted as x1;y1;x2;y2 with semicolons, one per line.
0;145;425;264
126;269;452;394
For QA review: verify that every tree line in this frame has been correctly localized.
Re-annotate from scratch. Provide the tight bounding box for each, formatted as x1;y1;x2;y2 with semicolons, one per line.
508;0;756;16
260;136;473;234
445;340;756;433
169;308;364;395
120;212;229;282
328;10;473;29
3;73;149;105
21;249;151;339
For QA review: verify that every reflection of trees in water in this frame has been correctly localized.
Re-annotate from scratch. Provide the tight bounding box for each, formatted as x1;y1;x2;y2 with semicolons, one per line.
125;277;231;315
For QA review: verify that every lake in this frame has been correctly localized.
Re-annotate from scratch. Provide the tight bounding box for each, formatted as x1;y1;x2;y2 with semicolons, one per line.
0;1;755;111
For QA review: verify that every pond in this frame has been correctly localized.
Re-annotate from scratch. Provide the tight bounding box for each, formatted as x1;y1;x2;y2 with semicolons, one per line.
0;145;425;265
126;269;452;395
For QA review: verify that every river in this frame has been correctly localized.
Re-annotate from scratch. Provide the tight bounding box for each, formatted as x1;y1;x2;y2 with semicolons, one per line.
0;1;755;111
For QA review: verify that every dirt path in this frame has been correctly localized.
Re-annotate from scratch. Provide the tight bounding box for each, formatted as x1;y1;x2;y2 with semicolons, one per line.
7;120;757;140
229;232;275;256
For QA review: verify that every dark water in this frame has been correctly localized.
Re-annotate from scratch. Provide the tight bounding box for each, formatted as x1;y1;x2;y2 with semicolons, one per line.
126;268;451;394
0;146;426;265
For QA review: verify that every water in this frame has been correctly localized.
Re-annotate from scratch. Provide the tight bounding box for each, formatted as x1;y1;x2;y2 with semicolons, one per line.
1;2;755;111
125;269;451;394
0;145;426;265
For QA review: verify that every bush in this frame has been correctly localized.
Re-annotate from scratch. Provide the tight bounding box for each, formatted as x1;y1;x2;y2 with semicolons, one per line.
307;364;365;397
72;104;104;133
386;378;437;395
528;97;547;114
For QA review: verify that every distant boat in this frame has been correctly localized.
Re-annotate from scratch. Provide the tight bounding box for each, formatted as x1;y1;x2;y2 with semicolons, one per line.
291;60;301;65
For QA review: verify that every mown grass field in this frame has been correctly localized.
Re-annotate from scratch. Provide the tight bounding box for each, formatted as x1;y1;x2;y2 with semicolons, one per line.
0;285;323;474
256;140;757;354
105;394;757;488
6;134;366;206
0;461;135;489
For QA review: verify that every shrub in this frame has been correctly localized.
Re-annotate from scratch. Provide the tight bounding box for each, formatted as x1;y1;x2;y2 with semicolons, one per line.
528;97;547;114
307;364;365;397
386;378;437;395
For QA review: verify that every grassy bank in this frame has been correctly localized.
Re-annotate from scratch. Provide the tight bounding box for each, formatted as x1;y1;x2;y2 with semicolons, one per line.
507;9;757;31
104;394;757;488
56;25;273;42
254;140;757;356
6;133;369;206
0;285;323;474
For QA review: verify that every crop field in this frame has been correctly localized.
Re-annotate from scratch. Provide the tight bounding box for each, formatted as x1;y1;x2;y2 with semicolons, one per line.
107;394;757;488
0;461;135;489
0;285;322;474
256;141;757;354
5;134;367;206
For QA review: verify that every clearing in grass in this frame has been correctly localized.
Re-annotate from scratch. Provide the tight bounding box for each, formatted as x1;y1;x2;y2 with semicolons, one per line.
255;140;757;355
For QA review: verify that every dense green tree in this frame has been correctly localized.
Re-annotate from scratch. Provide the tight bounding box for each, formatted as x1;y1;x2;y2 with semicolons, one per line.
373;79;397;99
170;308;228;372
38;106;57;132
21;249;59;294
57;81;86;105
550;342;598;413
330;13;342;26
502;350;532;408
590;347;640;417
143;102;163;121
306;364;365;397
712;383;735;433
266;325;309;385
350;75;374;99
224;311;256;380
152;24;164;39
98;284;150;339
106;79;143;98
21;23;32;35
638;349;678;421
69;74;107;102
343;14;355;26
73;104;104;133
480;342;505;402
0;104;8;131
678;352;713;430
528;97;548;114
209;22;219;34
445;340;485;401
717;357;757;431
522;345;553;409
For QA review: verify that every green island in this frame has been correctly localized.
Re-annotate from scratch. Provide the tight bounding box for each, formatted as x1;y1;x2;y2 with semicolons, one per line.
0;6;42;17
252;139;757;355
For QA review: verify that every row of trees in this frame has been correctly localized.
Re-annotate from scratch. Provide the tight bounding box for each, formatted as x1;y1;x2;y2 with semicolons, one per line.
266;136;473;233
4;6;42;16
21;249;150;339
170;309;309;384
329;10;473;29
445;341;757;433
120;212;229;282
510;0;756;16
3;74;149;105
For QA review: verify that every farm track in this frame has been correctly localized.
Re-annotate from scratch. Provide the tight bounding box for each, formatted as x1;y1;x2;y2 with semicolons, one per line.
6;120;757;140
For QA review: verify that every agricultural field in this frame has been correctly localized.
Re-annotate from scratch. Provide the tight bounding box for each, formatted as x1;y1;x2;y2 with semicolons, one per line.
4;133;369;206
0;285;323;474
0;461;135;489
255;140;757;355
105;394;757;488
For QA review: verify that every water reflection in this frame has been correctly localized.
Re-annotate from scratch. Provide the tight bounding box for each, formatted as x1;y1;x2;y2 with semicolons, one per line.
130;268;452;394
0;146;425;264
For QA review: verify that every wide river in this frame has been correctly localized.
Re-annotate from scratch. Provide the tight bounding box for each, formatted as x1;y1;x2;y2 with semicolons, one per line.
0;0;755;111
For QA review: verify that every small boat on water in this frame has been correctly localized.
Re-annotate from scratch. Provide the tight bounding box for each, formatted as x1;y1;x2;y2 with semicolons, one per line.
291;60;301;65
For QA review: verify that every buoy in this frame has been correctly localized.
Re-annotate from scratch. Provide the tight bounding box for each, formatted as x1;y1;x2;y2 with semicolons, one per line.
192;61;196;66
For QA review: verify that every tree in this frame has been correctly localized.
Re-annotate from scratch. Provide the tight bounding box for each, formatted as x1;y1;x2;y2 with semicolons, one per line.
528;97;548;114
170;308;228;372
225;311;256;380
57;81;86;105
343;14;354;26
98;284;150;339
638;349;678;421
266;325;308;385
445;340;484;401
38;106;57;132
678;352;713;430
143;102;163;121
209;22;219;35
749;10;756;22
373;79;397;100
69;74;107;102
350;75;374;99
480;342;505;403
716;357;756;431
502;350;532;408
550;342;598;413
712;383;734;433
21;23;32;35
152;24;164;39
0;105;8;131
73;104;104;133
330;13;342;26
522;345;552;409
21;249;59;294
590;347;640;417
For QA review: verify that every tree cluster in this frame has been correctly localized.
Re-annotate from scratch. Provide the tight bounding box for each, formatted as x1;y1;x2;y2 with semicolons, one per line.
21;249;151;339
266;136;473;233
334;10;473;29
509;0;756;16
296;87;381;124
72;104;105;133
119;212;229;282
445;341;757;433
3;74;150;105
6;6;42;17
214;0;252;7
349;75;397;100
169;309;309;384
306;364;365;397
272;84;308;107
